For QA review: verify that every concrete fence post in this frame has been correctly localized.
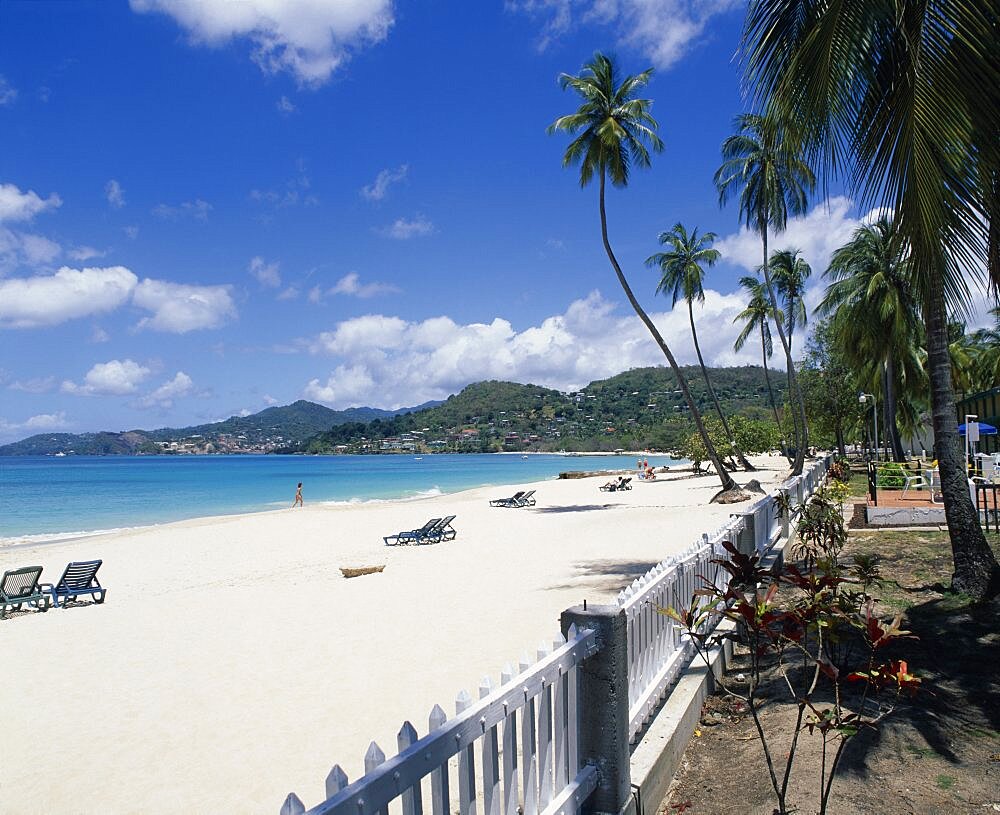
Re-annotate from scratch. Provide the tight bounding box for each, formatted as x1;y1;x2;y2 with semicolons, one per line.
560;604;630;815
731;511;756;556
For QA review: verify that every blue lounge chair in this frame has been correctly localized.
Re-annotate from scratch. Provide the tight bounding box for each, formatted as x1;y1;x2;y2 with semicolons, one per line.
435;515;458;541
1;566;50;619
490;491;525;508
515;490;536;507
384;518;442;546
42;559;106;608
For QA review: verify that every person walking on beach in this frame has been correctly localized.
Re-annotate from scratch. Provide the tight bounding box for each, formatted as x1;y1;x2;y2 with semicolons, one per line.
293;482;303;507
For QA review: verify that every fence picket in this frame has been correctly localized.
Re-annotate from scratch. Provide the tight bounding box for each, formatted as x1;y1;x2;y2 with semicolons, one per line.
326;765;349;801
479;677;501;815
364;742;388;815
565;625;579;777
552;636;568;791
536;643;554;809
456;690;478;815
398;722;423;815
281;792;305;815
499;664;519;815
519;654;539;815
428;705;450;815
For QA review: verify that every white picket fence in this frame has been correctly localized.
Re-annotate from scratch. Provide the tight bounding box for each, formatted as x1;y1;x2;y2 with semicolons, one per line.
282;455;833;814
283;625;601;815
616;456;831;741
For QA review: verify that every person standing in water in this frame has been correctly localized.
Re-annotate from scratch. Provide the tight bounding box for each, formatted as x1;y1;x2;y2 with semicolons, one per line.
293;482;303;507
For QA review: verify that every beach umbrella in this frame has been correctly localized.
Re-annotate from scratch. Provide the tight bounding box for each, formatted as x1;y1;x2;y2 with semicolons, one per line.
958;422;998;435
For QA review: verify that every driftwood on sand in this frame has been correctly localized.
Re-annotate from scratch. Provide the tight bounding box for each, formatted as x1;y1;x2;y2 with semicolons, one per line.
340;565;386;579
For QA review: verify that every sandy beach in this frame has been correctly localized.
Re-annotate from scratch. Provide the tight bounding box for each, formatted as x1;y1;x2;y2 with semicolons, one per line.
2;456;789;813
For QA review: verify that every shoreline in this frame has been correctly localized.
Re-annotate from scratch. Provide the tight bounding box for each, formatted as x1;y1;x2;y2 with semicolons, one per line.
2;455;788;814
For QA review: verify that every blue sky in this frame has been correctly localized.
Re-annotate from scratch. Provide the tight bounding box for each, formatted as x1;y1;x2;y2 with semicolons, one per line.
0;0;880;441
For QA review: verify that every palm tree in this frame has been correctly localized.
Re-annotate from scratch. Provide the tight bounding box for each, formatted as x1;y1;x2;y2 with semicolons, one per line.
548;53;739;496
819;219;921;463
646;223;756;471
734;275;786;450
740;1;1000;601
714;112;814;476
768;248;812;457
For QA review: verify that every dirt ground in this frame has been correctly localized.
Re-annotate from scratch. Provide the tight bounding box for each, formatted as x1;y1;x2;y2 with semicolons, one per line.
659;530;1000;815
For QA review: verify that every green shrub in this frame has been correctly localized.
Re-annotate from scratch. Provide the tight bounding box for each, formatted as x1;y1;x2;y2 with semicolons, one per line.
876;462;907;488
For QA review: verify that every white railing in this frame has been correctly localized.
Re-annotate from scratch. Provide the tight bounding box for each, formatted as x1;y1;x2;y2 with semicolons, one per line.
282;626;600;815
617;517;744;741
616;456;832;741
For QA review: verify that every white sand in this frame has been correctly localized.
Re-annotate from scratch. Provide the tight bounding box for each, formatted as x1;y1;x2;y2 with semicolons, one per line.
1;457;788;813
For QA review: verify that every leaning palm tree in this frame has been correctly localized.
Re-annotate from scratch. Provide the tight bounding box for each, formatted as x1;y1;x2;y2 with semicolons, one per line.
714;112;814;475
548;53;739;496
734;275;786;450
769;248;812;457
819;218;921;463
740;0;1000;601
646;222;756;471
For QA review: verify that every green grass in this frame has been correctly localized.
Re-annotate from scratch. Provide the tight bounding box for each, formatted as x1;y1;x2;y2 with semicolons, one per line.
905;744;935;759
935;774;956;790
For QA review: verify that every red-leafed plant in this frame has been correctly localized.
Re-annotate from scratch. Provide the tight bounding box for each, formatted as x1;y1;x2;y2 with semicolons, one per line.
665;496;921;815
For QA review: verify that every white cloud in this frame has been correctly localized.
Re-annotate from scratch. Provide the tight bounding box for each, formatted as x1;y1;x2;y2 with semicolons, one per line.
302;289;765;409
277;285;300;300
134;371;195;409
9;376;56;394
0;266;138;329
249;256;281;288
0;75;17;106
62;359;151;396
0;182;62;222
152;199;212;221
507;0;741;69
105;179;126;208
0;412;70;442
91;326;111;343
262;394;279;405
16;232;62;265
380;214;434;239
361;164;408;201
250;167;316;209
130;0;394;86
68;245;105;262
124;225;140;240
311;271;399;300
132;278;237;333
277;95;296;114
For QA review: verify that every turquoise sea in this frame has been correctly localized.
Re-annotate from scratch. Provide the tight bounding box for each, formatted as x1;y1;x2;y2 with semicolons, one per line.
0;453;683;542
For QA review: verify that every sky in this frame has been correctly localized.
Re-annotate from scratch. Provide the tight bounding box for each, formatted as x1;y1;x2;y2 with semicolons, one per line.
0;0;978;442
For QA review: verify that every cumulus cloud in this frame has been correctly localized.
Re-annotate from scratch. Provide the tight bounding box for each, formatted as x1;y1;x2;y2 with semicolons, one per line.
132;278;237;333
380;214;434;239
0;75;17;106
67;245;105;262
134;371;195;409
361;164;408;201
130;0;395;86
302;289;764;409
249;256;281;288
9;376;56;394
507;0;741;69
0;266;138;329
62;359;151;396
311;272;399;299
105;179;126;208
152;199;212;221
0;412;70;442
0;182;62;222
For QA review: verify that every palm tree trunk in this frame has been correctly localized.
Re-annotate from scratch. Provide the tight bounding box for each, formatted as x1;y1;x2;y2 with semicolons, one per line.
761;231;806;474
883;357;907;462
688;301;756;471
761;327;789;459
925;271;1000;601
598;173;738;494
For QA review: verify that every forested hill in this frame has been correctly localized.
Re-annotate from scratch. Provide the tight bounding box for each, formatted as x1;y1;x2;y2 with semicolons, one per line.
298;365;785;454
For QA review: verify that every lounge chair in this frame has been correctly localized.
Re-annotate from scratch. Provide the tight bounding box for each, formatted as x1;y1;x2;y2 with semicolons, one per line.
618;477;632;491
490;491;525;508
435;515;458;541
384;518;442;546
599;480;618;492
41;559;106;608
515;490;536;507
1;566;50;620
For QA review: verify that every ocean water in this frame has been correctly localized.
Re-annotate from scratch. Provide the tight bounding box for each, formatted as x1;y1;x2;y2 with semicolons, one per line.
0;453;683;542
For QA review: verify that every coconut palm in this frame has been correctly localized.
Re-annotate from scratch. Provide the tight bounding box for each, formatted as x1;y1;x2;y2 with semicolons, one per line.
734;275;785;446
740;0;1000;600
714;112;814;476
819;219;922;462
548;53;739;496
646;222;756;471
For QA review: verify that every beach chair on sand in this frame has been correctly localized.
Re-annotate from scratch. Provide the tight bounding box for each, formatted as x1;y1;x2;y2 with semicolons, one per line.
599;480;618;492
514;490;536;507
619;478;632;491
384;518;442;546
41;559;106;608
434;515;458;541
1;566;50;620
490;491;525;508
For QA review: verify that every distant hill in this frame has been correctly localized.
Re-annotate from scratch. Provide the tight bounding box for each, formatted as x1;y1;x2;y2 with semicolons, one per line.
0;399;440;456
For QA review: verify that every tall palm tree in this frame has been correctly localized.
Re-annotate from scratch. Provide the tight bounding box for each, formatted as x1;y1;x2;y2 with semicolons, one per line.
768;248;812;457
740;1;1000;601
548;53;739;496
714;112;814;476
819;219;921;463
734;275;786;449
646;223;756;471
